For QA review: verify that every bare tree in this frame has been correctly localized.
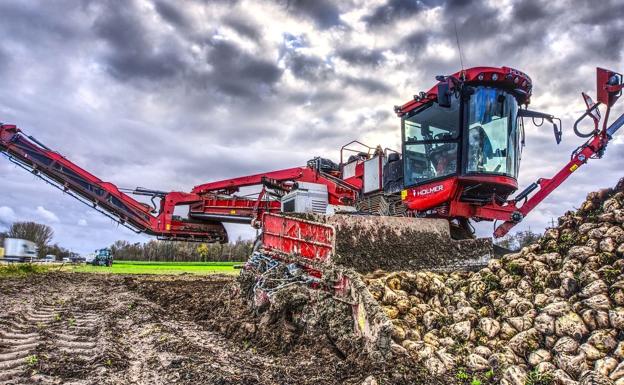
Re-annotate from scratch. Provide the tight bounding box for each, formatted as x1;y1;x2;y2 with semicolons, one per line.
495;229;542;251
8;222;54;257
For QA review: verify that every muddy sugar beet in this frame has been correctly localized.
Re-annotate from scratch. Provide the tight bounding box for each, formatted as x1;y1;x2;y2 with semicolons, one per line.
362;180;624;384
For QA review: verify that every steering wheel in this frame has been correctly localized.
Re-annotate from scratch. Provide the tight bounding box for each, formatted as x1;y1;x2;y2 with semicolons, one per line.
430;142;452;155
433;133;453;140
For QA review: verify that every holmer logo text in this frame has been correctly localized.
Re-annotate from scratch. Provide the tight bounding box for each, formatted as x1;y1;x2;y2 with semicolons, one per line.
414;184;444;196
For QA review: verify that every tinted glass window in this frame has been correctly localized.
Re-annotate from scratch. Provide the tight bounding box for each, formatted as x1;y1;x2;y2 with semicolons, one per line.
404;143;458;186
466;87;519;177
404;95;460;142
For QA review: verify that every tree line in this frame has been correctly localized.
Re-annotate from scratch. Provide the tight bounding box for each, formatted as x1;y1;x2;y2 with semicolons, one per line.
0;221;77;259
494;229;542;251
109;238;253;262
1;221;253;261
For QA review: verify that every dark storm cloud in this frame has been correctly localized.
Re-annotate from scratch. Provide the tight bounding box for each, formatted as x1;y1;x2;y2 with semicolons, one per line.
153;0;190;27
204;39;283;98
401;30;430;52
286;89;346;105
0;45;7;75
451;7;503;42
283;0;345;29
511;0;551;21
93;2;282;100
343;76;393;94
93;2;187;82
0;1;80;44
443;0;477;11
222;14;262;40
576;0;624;25
578;23;624;62
283;46;390;93
288;124;352;145
1;0;623;252
335;47;386;67
362;0;429;29
284;51;333;81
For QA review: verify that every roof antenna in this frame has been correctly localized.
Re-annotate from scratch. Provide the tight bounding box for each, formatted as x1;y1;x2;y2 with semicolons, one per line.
454;21;466;79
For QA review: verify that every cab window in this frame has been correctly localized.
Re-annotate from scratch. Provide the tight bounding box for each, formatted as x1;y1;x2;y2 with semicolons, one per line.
403;95;460;187
404;97;460;142
466;87;519;177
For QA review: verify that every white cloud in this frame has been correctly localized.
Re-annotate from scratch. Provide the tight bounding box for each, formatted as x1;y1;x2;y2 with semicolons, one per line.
0;206;16;226
77;219;88;226
36;206;59;223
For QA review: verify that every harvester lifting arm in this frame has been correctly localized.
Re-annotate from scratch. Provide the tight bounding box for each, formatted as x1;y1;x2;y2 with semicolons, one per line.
494;68;624;237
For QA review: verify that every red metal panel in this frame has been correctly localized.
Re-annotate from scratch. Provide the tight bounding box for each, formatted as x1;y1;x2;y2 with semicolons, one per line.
192;167;307;194
597;68;614;106
262;213;335;262
457;175;517;189
403;178;458;211
196;196;281;217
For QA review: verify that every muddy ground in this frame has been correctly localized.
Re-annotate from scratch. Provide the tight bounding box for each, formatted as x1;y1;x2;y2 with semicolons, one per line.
0;273;439;385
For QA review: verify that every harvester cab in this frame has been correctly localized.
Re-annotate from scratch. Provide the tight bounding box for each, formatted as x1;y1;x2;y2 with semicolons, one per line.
398;67;557;227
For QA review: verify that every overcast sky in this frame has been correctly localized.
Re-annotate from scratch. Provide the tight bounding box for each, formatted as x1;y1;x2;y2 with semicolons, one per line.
1;0;623;254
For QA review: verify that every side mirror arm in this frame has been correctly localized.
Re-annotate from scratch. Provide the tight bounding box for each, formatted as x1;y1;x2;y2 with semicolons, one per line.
518;109;562;144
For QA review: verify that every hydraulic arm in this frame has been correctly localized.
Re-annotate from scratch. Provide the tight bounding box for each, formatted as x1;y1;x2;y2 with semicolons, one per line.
493;68;624;236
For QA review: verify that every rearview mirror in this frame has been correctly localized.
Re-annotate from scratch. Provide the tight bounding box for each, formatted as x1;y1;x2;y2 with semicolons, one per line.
437;82;451;107
553;122;562;144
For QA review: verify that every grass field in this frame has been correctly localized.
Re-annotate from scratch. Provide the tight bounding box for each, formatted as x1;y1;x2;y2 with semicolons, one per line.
69;260;243;275
0;261;243;276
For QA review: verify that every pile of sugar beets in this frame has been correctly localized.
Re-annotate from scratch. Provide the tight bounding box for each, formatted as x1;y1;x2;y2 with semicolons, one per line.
363;179;624;385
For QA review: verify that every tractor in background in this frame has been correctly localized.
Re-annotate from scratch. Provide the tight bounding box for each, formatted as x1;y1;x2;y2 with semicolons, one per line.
91;248;113;267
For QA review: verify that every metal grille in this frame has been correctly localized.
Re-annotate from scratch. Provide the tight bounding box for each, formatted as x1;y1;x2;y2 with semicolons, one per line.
355;193;407;216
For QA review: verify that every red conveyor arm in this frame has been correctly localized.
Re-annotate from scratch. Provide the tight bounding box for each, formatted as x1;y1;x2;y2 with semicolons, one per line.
0;124;228;242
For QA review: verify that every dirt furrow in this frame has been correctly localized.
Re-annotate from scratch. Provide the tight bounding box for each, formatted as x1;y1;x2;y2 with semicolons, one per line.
0;302;64;383
0;273;427;385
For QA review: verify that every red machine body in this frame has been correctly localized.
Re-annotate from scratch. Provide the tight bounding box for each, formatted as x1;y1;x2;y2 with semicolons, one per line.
1;66;623;250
